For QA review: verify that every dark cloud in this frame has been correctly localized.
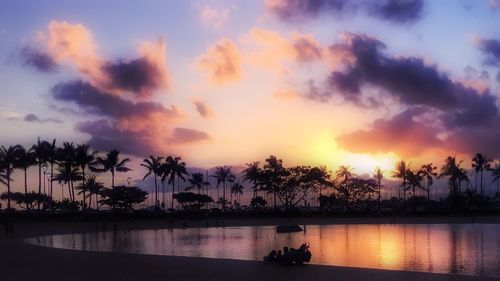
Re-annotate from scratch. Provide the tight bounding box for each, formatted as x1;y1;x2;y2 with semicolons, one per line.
77;119;159;156
20;47;58;72
170;128;211;143
102;58;163;98
51;80;179;119
24;113;62;124
266;0;424;24
336;107;443;156
52;80;210;156
369;0;423;24
446;118;500;158
323;34;497;127
192;100;214;119
479;38;500;66
267;0;348;22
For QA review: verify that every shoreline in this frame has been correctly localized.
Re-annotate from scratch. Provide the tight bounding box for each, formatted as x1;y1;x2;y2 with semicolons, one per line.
2;216;500;281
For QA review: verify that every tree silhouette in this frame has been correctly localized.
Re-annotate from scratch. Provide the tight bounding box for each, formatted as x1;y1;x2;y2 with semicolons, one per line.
420;163;437;204
439;156;469;211
14;146;36;210
0;145;23;209
76;175;103;209
186;172;208;195
141;155;163;207
262;156;287;210
230;182;244;205
405;169;425;198
46;139;57;198
31;138;49;200
75;144;95;209
161;156;188;210
56;142;78;201
392;161;409;202
472;153;492;205
241;162;261;199
373;167;383;208
91;149;130;188
211;166;235;210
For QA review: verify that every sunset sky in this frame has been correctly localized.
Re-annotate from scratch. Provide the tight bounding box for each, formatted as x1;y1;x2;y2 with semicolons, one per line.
1;0;500;188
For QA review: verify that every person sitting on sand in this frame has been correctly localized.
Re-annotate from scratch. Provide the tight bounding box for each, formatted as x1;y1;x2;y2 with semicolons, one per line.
295;243;311;265
281;247;293;265
276;250;283;263
266;250;277;262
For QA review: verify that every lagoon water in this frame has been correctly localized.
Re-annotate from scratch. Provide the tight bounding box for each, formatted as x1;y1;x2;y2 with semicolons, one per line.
27;224;500;277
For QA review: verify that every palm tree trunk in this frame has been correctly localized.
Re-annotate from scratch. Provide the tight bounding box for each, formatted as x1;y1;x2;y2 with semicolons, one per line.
223;181;226;210
24;168;29;210
480;170;484;206
82;167;86;210
6;171;11;210
67;182;72;201
37;164;42;210
111;171;115;189
50;161;54;198
154;175;158;207
171;177;175;210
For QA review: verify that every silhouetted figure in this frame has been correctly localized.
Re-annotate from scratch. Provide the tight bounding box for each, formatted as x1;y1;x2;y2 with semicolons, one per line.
276;250;283;263
266;250;277;262
270;244;312;266
281;246;293;265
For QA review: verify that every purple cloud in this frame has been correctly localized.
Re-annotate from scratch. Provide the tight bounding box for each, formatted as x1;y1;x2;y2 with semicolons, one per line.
20;47;58;73
266;0;424;24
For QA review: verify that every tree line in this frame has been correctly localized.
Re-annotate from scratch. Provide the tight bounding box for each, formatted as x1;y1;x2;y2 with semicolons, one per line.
2;138;500;213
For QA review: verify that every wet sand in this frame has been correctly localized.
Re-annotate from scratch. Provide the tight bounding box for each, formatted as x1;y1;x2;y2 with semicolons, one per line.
1;216;499;281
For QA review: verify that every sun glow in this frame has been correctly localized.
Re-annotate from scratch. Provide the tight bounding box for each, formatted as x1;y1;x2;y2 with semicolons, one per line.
308;131;399;176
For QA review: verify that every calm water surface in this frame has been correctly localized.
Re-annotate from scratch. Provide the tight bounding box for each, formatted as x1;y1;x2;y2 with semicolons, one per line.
27;224;500;277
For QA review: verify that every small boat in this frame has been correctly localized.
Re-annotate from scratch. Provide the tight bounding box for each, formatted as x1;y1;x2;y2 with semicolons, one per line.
276;224;303;233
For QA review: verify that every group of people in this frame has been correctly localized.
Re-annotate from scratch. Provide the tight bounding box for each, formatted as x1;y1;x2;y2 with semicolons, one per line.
265;243;312;266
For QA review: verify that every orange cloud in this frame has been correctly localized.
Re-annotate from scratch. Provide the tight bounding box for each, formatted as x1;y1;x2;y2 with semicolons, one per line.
46;20;104;83
240;28;324;74
196;38;242;84
136;39;171;94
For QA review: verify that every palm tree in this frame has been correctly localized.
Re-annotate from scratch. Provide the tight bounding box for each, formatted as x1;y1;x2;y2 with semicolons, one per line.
76;174;103;209
230;182;244;205
141;156;163;207
373;167;383;208
262;156;286;210
241;162;261;199
491;161;500;195
405;169;425;198
0;145;23;209
472;153;492;203
161;156;188;209
211;166;235;210
392;161;409;201
75;144;95;208
56;142;78;201
91;149;131;188
439;156;469;210
186;172;207;194
85;175;104;209
54;164;82;202
421;163;437;203
46;139;57;198
14;146;36;209
32;138;49;198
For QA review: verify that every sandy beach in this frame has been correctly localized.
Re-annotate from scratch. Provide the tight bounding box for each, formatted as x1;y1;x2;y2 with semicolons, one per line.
1;216;500;281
